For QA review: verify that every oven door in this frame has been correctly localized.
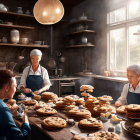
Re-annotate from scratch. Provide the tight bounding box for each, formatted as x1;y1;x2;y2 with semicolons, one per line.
60;82;75;97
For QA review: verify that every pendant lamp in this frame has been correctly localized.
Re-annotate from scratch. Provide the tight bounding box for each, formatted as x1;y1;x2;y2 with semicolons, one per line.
33;0;64;25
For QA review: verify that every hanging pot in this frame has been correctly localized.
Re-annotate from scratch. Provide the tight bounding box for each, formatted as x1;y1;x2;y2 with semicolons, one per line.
48;58;56;69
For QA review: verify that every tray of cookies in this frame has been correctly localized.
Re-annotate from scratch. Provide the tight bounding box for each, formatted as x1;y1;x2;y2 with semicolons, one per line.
121;120;140;139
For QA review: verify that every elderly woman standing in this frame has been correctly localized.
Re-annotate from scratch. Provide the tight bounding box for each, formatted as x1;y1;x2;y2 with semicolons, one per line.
115;64;140;106
0;69;30;139
18;49;51;97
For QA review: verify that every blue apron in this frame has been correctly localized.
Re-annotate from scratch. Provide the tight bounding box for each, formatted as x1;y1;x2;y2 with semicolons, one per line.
25;65;43;97
127;84;140;104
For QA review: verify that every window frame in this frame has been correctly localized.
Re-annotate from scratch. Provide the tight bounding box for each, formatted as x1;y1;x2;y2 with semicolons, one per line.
107;3;140;77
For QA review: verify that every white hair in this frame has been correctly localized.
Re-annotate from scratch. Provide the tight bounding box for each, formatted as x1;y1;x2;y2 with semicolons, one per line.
30;49;42;57
127;64;140;75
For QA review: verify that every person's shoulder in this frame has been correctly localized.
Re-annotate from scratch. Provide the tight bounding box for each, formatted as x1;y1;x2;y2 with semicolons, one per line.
40;66;48;71
123;83;129;88
23;66;30;72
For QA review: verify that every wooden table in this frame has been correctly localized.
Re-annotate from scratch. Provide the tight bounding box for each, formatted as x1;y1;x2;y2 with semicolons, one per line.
20;107;139;140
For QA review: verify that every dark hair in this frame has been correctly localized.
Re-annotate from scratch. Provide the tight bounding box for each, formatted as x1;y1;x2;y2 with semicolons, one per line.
0;69;15;89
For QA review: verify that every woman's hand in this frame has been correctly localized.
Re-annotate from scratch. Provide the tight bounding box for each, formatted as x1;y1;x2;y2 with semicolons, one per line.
23;88;32;94
33;90;41;95
23;113;29;124
115;101;122;107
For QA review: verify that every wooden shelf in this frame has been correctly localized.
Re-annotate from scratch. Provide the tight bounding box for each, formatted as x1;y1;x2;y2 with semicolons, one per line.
0;23;34;30
0;43;49;48
69;30;96;35
0;11;34;18
69;19;94;25
66;44;95;48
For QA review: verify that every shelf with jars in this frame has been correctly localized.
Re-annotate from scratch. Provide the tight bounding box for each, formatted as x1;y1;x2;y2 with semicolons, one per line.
0;9;49;48
66;15;96;48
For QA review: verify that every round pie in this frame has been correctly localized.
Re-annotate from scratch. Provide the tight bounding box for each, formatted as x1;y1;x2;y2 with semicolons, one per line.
78;117;103;130
36;107;57;115
93;131;120;140
42;117;67;129
116;105;127;114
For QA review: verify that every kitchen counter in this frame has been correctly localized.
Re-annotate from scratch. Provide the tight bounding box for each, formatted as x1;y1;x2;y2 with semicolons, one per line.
50;76;81;81
15;74;81;80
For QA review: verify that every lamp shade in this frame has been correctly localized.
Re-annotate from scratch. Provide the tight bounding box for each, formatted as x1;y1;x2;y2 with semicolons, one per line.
33;0;64;25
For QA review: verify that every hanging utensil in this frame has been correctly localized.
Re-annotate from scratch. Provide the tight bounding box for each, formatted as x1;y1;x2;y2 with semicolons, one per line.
48;25;57;69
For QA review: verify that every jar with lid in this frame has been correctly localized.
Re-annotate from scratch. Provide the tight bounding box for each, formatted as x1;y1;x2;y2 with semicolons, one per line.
10;29;20;44
17;7;23;14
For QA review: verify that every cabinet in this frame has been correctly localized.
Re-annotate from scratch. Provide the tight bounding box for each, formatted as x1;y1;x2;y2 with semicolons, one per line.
0;11;49;48
66;19;95;48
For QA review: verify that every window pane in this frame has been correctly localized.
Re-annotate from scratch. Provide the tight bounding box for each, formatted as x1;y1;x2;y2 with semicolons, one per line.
129;25;140;65
110;28;126;71
110;7;126;24
128;0;140;19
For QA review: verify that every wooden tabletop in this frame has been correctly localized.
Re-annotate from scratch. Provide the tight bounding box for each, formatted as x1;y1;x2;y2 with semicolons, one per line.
19;107;139;140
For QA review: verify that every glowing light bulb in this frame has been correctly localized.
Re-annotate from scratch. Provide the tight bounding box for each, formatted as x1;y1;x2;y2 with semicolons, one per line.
33;0;64;25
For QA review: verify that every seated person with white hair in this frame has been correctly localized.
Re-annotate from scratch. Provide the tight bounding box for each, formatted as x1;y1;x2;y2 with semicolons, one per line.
115;64;140;106
18;49;51;97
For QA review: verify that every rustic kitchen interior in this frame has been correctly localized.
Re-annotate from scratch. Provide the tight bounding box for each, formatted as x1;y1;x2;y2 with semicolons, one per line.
0;0;140;139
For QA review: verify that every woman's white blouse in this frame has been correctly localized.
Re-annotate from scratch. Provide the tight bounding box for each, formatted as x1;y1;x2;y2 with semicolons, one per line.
118;82;140;105
18;65;51;90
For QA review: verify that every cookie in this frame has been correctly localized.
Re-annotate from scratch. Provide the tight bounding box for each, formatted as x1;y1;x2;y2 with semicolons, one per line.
126;104;140;112
98;95;113;102
80;85;94;90
116;105;127;114
67;109;91;119
73;134;94;140
41;92;58;100
134;122;140;130
78;117;103;130
7;99;16;105
93;131;120;140
34;101;49;109
24;99;37;105
42;117;67;129
36;107;57;115
33;95;41;100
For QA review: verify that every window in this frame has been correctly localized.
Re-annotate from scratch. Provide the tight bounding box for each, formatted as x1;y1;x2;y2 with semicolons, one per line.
107;0;140;75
